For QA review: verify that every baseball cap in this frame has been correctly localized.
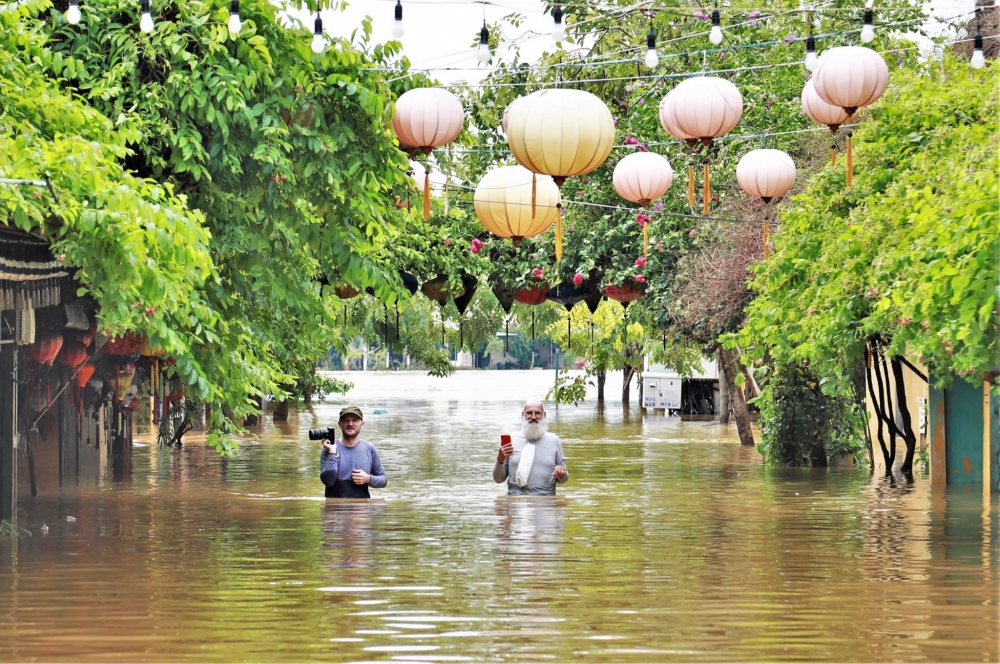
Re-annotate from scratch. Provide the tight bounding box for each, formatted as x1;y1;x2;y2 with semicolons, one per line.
339;406;364;421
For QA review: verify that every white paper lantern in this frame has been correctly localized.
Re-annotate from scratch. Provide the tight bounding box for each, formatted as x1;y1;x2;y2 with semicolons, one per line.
392;87;465;154
661;76;743;144
736;149;796;202
474;166;560;243
613;152;674;206
813;46;889;115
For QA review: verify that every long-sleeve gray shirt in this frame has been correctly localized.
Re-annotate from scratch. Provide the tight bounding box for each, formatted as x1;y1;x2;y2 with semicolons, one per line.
320;438;387;498
493;432;568;495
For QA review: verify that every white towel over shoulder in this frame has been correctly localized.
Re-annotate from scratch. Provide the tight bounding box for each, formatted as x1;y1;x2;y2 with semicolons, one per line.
515;440;536;487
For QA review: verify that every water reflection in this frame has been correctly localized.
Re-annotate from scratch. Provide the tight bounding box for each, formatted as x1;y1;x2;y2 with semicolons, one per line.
0;371;996;662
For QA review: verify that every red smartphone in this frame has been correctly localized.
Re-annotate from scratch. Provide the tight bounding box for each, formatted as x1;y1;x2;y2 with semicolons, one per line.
500;434;511;446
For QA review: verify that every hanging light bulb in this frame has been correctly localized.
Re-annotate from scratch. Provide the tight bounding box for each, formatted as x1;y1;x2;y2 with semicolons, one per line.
860;8;875;43
709;9;723;45
971;10;986;69
477;21;491;64
139;0;154;33
228;0;241;34
552;4;565;43
644;27;658;69
392;0;404;39
804;34;818;72
66;0;81;24
311;11;325;53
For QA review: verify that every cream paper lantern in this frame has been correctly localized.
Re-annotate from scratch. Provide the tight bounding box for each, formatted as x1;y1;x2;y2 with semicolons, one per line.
392;87;465;218
613;152;674;257
736;149;796;259
505;88;615;260
474;166;560;244
736;149;796;202
501;92;538;135
801;79;857;173
661;76;743;216
812;46;888;186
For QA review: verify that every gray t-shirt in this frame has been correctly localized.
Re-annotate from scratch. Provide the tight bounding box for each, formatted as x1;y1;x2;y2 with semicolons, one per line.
493;432;568;495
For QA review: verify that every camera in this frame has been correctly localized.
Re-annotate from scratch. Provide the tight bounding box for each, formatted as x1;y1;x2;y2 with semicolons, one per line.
308;427;338;441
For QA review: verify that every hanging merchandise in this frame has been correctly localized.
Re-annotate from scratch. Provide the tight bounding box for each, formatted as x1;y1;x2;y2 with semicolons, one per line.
800;79;856;169
612;152;673;255
735;149;797;258
659;76;743;216
392;88;465;218
474;165;561;244
812;46;889;185
505;89;616;260
55;339;88;368
75;362;96;388
604;282;643;309
27;330;64;366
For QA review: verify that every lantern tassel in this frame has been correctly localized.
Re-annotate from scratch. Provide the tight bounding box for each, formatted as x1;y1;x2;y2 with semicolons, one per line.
763;220;770;259
643;222;649;257
526;173;534;220
702;161;711;217
687;165;695;208
423;168;431;219
846;133;854;186
555;204;563;261
831;142;837;169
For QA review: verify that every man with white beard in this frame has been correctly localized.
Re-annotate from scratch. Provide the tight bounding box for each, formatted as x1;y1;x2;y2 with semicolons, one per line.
493;400;569;495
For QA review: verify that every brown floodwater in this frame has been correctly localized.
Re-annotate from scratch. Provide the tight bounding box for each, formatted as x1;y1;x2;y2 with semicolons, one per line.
1;371;997;662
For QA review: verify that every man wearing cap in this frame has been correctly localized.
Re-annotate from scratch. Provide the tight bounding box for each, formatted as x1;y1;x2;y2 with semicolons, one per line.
319;406;387;499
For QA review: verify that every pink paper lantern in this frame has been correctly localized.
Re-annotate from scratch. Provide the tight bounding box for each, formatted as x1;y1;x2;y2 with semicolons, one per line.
613;152;674;207
813;46;889;115
661;76;743;145
736;149;797;202
392;88;465;154
801;79;856;131
658;93;697;144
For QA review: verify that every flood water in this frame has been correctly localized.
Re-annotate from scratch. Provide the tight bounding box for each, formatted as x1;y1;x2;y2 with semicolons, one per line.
1;370;997;662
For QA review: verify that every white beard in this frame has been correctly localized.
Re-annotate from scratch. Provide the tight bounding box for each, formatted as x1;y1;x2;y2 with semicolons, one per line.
522;419;547;442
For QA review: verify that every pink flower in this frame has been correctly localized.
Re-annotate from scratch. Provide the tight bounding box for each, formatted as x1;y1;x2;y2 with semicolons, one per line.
635;257;646;267
443;240;451;246
572;273;584;286
635;275;645;283
533;268;544;278
624;136;638;145
470;245;481;254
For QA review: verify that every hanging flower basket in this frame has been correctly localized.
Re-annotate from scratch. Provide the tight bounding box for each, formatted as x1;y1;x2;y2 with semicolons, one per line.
546;284;588;311
421;275;464;305
399;271;419;296
102;333;140;356
515;285;549;306
334;284;360;299
137;336;166;357
452;274;479;316
491;280;518;314
604;282;643;304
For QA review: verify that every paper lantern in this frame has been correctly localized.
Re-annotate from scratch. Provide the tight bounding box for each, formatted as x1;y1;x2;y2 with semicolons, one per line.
501;92;536;135
613;153;674;207
27;331;63;366
514;285;549;306
474;166;560;245
75;363;96;388
801;79;858;173
661;77;743;216
392;88;465;218
56;340;89;368
663;77;743;145
813;46;889;116
613;152;674;256
736;149;796;202
505;89;615;260
812;47;888;186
